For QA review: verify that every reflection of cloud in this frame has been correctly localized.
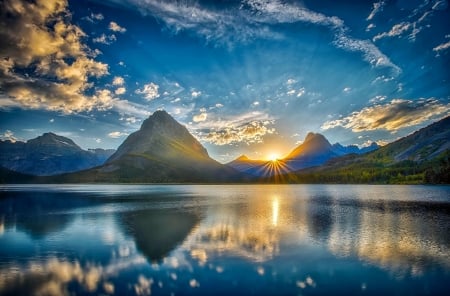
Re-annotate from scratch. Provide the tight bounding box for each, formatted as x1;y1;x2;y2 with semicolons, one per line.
134;275;153;296
179;196;289;263
321;99;449;132
189;279;200;288
0;254;147;296
327;202;450;276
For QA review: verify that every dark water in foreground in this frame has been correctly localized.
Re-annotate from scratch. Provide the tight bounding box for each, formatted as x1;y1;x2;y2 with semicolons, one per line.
0;185;449;295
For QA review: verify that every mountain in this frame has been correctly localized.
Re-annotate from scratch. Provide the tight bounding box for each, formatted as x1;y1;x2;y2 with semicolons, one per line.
0;133;115;176
227;133;379;177
285;116;450;184
226;155;267;172
332;142;379;156
284;132;338;171
57;110;242;183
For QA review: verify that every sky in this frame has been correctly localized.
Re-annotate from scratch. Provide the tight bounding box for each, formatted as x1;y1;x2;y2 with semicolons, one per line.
0;0;449;162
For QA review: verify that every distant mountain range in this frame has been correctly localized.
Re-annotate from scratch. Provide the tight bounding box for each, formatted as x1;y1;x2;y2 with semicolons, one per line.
0;133;115;176
0;111;448;184
227;132;379;177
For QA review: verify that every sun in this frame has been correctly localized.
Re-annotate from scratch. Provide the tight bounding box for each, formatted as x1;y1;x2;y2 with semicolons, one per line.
267;153;280;162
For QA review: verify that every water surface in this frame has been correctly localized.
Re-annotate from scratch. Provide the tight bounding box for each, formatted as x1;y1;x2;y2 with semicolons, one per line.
0;184;449;295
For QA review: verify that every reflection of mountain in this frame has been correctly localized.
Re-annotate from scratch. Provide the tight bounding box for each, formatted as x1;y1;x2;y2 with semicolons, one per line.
0;191;94;238
121;209;199;262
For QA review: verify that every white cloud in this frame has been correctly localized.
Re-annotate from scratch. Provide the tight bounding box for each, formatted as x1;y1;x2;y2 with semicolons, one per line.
297;88;306;97
343;87;351;93
373;22;411;41
201;120;274;145
215;103;224;108
115;87;126;95
433;40;450;52
136;83;160;100
193;112;207;122
109;21;126;33
334;32;401;74
84;13;104;23
366;23;376;32
193;111;275;145
0;0;118;114
108;131;129;138
93;33;117;44
433;0;448;10
112;76;125;86
49;118;55;123
0;130;18;142
191;91;202;98
367;1;386;21
321;99;449;132
121;0;399;72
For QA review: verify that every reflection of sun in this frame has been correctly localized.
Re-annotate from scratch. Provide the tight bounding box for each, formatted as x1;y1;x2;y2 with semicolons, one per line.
268;153;279;162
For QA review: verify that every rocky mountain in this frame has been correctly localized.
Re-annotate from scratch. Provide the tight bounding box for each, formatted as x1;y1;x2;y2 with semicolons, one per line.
0;133;115;176
58;110;241;183
286;116;450;184
227;132;379;176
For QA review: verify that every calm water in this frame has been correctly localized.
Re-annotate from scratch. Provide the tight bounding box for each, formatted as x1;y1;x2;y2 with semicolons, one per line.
0;185;449;295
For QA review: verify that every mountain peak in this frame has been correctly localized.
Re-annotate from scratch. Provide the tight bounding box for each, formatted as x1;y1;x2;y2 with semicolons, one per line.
107;109;210;163
304;132;328;143
286;132;333;160
28;132;79;149
236;154;250;161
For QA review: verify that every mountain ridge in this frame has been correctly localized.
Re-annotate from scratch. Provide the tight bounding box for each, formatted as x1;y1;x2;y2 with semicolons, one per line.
227;132;379;176
1;113;447;184
281;116;450;184
0;133;115;176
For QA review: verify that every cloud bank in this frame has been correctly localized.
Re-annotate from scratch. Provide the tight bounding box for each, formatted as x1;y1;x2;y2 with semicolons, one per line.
321;99;449;132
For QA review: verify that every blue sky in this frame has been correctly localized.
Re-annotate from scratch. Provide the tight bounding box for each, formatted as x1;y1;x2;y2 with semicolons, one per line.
0;0;449;162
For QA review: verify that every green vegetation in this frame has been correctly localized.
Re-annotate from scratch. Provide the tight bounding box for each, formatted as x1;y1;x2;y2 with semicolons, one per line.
265;149;449;184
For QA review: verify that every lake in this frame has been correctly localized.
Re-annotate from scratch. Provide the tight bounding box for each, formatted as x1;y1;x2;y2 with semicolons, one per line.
0;184;449;295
